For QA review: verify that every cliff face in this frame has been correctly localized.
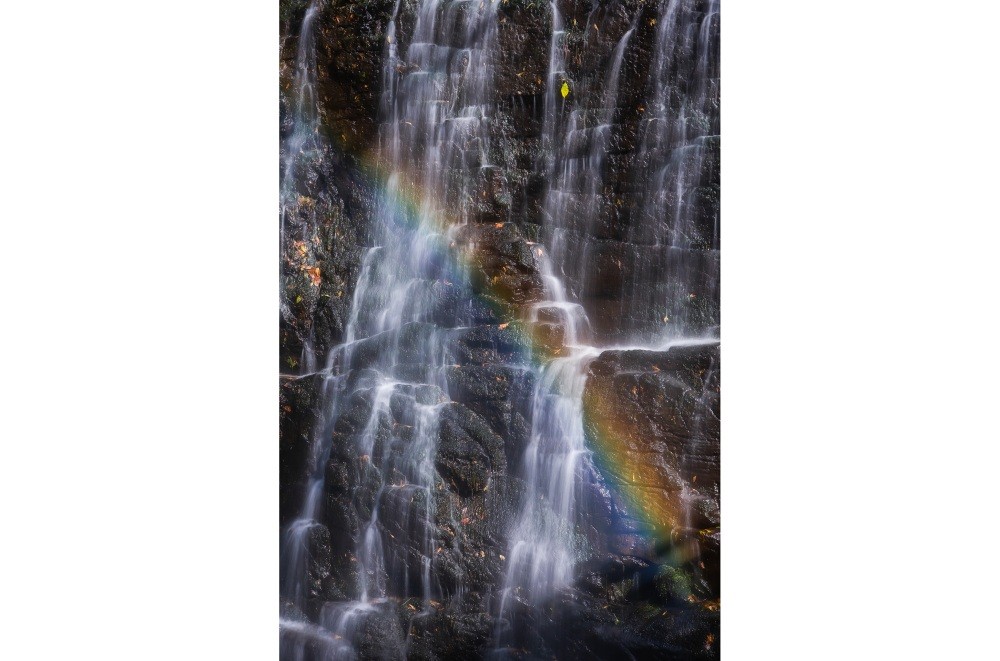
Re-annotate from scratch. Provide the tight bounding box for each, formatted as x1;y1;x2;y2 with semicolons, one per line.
280;1;720;658
280;0;719;356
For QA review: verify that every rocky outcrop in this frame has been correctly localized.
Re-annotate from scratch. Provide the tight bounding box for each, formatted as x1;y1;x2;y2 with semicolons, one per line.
584;342;721;597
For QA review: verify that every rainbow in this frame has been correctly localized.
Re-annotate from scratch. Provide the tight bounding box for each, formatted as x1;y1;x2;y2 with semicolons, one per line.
297;139;713;560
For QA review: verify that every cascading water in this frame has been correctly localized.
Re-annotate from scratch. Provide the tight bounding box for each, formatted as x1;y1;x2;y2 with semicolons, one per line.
494;10;642;646
280;0;321;220
280;0;721;657
534;0;720;344
279;0;323;373
543;12;637;308
629;0;721;341
495;0;720;651
280;1;504;658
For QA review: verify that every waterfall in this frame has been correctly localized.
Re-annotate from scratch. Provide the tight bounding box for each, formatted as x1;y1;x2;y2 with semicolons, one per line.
629;0;721;341
494;345;599;651
279;0;324;374
494;13;643;645
280;0;721;657
280;0;321;219
543;13;637;308
494;0;721;649
280;1;503;657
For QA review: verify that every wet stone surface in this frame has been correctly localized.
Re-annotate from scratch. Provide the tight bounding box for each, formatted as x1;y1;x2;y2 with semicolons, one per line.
280;0;721;658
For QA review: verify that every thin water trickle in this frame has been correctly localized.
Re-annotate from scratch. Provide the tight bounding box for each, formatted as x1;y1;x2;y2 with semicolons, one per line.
279;0;324;375
630;0;721;341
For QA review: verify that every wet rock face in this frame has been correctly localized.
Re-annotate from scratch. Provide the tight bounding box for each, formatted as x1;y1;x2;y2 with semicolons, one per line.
584;342;721;595
280;0;720;658
279;0;388;372
288;377;522;651
436;403;506;496
281;0;721;361
280;375;324;525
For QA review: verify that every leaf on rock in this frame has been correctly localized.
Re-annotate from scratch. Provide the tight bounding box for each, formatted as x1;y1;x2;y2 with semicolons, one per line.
304;267;322;287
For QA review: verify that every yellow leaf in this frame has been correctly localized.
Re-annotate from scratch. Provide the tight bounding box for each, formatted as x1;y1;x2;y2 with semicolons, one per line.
560;81;570;99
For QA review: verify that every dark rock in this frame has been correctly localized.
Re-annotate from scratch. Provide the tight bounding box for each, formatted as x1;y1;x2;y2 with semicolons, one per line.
280;375;326;525
408;607;495;661
435;404;506;496
355;601;406;661
445;364;535;463
584;343;720;596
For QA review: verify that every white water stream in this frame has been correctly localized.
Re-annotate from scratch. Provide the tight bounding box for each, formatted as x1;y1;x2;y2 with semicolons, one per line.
280;1;720;657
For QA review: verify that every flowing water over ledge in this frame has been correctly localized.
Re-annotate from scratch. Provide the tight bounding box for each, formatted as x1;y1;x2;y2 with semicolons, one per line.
279;1;720;658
